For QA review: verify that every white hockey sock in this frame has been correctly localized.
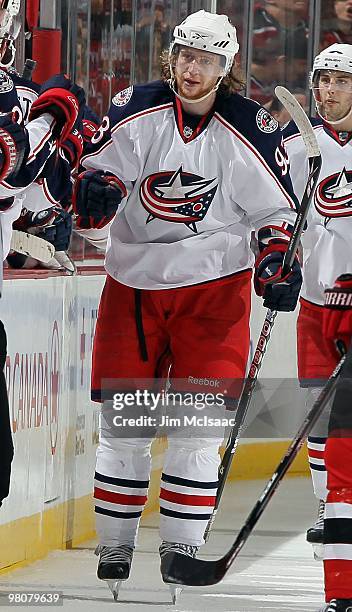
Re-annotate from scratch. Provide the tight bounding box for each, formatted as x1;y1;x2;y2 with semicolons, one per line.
307;436;328;501
94;435;153;547
159;437;222;547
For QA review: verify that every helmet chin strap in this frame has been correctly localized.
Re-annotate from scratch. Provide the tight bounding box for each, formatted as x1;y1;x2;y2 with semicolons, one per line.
316;102;352;127
168;62;225;104
313;88;352;128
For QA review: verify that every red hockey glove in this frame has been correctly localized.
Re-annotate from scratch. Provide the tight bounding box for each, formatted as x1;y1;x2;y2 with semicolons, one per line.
72;170;126;229
61;128;84;170
82;118;98;143
29;74;86;143
254;242;302;312
0;114;28;181
323;274;352;355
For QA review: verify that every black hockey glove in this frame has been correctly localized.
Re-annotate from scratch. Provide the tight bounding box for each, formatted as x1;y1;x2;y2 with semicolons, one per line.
38;208;73;252
0;114;28;181
14;207;73;252
29;74;86;143
0;196;14;211
254;243;302;312
73;170;126;229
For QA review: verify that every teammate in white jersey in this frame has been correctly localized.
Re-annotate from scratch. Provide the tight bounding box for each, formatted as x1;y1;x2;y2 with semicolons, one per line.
73;10;302;601
283;43;352;605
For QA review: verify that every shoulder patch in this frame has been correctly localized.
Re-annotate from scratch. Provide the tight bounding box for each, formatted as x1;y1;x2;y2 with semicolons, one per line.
256;108;278;134
112;86;133;107
0;70;13;93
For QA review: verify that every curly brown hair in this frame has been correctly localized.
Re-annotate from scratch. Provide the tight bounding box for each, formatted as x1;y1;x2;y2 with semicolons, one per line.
159;48;246;95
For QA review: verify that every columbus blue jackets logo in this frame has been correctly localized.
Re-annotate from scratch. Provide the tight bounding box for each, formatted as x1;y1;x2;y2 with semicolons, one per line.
256;108;278;134
139;167;218;233
112;86;133;107
315;168;352;219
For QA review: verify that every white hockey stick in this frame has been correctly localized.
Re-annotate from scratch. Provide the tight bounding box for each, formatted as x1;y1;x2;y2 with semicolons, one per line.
10;230;55;263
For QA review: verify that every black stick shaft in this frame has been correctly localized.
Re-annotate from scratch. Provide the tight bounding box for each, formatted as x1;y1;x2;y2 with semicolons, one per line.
203;152;322;542
22;59;37;81
224;350;347;570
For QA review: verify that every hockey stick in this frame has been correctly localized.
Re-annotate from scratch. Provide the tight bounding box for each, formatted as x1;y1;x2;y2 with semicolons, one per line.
203;87;322;542
22;59;37;81
10;230;55;263
162;348;349;586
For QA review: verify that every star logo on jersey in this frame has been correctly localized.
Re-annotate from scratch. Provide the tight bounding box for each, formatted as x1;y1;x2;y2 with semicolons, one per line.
315;167;352;219
139;167;218;233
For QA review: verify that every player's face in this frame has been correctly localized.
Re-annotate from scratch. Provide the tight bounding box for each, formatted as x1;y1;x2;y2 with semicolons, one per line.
334;0;352;22
266;0;307;12
318;71;352;121
174;47;223;101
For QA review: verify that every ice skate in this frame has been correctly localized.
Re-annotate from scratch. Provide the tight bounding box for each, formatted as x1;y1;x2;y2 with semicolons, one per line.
95;544;134;601
320;599;352;611
159;541;199;604
307;499;325;560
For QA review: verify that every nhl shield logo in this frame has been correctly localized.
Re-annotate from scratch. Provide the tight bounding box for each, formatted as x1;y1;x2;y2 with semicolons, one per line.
112;86;133;107
140;166;218;233
256;108;278;134
315;167;352;219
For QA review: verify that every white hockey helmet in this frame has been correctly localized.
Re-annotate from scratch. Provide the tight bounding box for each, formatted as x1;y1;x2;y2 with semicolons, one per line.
0;0;21;68
309;43;352;127
310;43;352;87
170;10;239;77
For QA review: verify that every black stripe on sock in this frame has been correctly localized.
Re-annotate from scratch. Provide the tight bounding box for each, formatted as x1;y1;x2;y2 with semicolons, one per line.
161;473;219;489
308;437;327;444
325;518;352;545
95;505;142;520
95;472;149;489
308;462;327;472
160;507;212;521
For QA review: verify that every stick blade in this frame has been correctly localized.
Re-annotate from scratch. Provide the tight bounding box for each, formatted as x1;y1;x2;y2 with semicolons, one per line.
10;230;55;264
161;552;226;586
275;86;320;158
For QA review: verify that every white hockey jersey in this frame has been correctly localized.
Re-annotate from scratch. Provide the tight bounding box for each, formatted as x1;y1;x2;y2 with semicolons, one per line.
283;119;352;306
82;81;298;289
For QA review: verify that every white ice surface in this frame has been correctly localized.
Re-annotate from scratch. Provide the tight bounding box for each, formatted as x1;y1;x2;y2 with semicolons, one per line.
0;477;325;611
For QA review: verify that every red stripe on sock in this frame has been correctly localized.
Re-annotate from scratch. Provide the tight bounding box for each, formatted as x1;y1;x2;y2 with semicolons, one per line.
160;487;216;507
94;487;147;505
308;448;325;459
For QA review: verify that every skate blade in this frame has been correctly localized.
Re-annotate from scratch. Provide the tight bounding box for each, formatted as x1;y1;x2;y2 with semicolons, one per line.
312;543;324;561
169;584;183;605
106;579;122;601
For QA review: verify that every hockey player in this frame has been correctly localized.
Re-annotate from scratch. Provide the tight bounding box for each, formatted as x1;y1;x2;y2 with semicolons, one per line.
318;275;352;611
73;10;302;602
282;43;352;558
